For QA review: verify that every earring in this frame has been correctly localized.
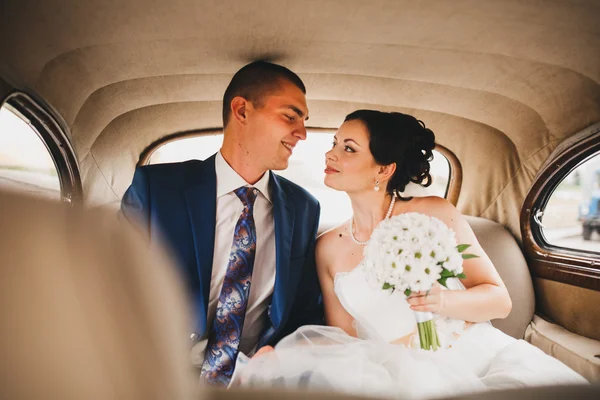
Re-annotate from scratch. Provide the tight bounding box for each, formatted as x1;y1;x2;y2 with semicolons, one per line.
374;179;380;192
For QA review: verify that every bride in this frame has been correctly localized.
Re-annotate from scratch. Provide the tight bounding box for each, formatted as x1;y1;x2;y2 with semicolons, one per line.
230;110;586;398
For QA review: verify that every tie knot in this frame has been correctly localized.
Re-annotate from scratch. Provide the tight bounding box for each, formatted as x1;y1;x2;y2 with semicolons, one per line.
234;186;258;209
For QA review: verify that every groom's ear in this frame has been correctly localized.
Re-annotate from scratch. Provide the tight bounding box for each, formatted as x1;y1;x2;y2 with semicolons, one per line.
379;163;396;181
231;96;249;125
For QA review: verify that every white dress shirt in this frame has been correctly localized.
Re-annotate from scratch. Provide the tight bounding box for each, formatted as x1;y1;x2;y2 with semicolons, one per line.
206;151;276;355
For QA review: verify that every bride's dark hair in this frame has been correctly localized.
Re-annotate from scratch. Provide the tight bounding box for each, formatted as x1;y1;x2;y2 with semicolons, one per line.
344;110;436;198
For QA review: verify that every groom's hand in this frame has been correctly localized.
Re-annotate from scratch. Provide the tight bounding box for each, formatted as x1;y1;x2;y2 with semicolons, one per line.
252;345;275;358
407;282;444;314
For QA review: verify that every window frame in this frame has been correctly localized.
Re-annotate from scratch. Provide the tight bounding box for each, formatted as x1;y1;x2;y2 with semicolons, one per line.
139;127;461;205
2;92;83;205
521;122;600;291
436;143;461;206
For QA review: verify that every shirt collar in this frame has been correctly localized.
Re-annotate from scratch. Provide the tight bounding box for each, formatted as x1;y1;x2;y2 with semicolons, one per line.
215;151;272;203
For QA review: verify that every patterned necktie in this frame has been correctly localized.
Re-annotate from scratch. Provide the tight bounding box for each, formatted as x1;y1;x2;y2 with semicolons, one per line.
201;186;258;386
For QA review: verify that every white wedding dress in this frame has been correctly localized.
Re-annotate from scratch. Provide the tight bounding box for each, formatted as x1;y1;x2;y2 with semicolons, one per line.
231;263;586;398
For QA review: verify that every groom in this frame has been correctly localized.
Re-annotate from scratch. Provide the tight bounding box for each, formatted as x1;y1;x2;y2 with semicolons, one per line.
121;61;323;385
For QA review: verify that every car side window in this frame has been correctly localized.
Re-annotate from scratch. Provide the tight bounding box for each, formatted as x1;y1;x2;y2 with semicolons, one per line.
0;105;61;199
541;152;600;252
147;131;451;231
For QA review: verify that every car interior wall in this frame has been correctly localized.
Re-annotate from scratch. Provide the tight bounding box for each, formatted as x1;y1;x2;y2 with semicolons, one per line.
3;1;600;241
525;315;600;382
80;102;224;208
59;74;600;241
533;278;600;342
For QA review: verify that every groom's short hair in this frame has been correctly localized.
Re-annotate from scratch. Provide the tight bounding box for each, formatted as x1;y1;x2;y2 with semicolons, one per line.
222;61;306;127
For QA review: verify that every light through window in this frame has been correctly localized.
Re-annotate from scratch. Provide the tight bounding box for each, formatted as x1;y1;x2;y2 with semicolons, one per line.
541;153;600;253
0;105;60;199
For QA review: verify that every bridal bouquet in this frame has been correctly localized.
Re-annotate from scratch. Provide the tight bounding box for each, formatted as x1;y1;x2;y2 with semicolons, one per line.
363;212;476;351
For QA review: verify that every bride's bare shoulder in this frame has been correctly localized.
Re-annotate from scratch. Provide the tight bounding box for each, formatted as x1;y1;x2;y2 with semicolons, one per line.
317;222;348;250
315;221;348;269
406;196;462;225
409;195;453;210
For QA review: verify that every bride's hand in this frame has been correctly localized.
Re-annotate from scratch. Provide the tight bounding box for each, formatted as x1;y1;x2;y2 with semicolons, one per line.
407;282;445;314
252;345;275;358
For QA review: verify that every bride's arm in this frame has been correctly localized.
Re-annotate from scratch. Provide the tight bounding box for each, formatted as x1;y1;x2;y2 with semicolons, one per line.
315;232;358;337
406;197;512;323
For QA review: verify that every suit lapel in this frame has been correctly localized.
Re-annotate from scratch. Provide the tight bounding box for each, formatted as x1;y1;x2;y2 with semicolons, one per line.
185;155;217;335
270;172;295;329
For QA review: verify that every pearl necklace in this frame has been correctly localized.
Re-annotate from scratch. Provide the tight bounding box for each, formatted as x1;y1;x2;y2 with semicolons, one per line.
349;193;396;246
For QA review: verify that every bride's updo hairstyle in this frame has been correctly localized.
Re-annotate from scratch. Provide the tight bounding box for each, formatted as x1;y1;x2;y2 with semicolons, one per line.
344;110;436;198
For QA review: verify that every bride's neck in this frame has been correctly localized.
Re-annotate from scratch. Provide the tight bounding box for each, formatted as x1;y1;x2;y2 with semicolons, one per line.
349;191;393;233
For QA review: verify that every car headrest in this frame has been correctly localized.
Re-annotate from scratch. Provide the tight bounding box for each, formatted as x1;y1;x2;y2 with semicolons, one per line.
0;190;196;399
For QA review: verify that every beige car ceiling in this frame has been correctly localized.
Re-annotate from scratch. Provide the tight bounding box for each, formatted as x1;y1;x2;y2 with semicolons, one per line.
1;0;599;239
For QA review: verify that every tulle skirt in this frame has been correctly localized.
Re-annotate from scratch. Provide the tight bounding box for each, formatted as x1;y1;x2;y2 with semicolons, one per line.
231;323;587;399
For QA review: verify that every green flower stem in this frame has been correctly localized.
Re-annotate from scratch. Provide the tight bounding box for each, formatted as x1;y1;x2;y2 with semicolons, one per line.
434;325;441;349
417;320;440;351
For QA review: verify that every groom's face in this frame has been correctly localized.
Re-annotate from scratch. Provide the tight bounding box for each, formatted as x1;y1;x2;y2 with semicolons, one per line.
244;79;309;171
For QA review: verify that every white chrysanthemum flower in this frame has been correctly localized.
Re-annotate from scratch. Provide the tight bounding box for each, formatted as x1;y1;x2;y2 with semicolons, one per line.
364;212;469;296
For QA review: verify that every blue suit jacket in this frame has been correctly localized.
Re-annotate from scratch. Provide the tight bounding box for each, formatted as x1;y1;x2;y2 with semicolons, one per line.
121;155;324;346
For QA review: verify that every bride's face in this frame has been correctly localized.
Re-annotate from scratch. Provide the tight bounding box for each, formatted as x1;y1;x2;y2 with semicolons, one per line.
324;120;380;193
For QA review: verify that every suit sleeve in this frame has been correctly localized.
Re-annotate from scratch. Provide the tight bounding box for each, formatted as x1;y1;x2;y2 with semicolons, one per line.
279;202;325;337
120;167;151;240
